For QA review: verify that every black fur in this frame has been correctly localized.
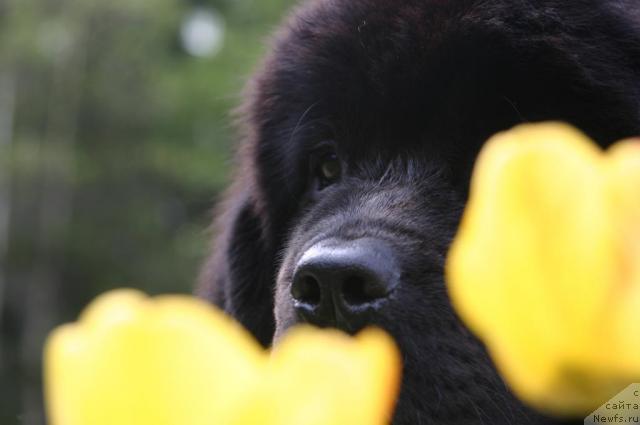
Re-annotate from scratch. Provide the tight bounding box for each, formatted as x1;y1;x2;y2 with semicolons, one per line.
198;1;640;423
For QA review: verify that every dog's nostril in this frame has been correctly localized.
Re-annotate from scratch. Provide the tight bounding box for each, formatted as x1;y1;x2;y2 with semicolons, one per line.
291;274;322;305
342;274;386;305
342;275;368;305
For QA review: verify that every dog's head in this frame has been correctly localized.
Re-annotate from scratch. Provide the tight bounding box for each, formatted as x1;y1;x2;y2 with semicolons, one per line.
200;1;640;423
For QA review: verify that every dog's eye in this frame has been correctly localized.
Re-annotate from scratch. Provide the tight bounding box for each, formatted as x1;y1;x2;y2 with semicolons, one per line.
320;154;341;180
313;151;341;189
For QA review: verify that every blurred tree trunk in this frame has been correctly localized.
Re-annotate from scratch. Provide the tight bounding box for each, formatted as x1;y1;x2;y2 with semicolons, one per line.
20;28;88;425
0;68;16;366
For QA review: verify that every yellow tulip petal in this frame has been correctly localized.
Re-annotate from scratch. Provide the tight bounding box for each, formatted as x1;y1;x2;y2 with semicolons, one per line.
606;140;640;373
264;326;401;425
45;289;401;425
447;122;640;415
45;289;265;425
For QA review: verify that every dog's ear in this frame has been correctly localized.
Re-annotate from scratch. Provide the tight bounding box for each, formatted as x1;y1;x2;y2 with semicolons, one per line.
197;176;276;347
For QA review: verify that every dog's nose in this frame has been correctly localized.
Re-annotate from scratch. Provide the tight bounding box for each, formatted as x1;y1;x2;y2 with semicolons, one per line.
290;238;399;331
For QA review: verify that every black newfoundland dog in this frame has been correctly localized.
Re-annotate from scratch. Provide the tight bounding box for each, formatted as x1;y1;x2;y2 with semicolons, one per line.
198;1;640;423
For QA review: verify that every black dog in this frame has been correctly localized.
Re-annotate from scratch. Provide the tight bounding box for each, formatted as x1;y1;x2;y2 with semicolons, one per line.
198;1;640;423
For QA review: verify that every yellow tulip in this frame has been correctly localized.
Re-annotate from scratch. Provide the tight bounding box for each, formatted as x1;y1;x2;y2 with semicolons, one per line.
44;289;400;425
233;327;400;425
447;122;640;415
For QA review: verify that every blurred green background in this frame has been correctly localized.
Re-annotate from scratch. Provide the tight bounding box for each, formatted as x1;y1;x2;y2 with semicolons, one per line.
0;0;295;423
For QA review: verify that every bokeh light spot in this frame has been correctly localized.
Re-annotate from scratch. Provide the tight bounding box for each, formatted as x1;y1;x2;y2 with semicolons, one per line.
180;8;225;58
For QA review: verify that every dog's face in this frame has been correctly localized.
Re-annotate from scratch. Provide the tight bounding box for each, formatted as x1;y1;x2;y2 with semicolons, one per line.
271;144;522;423
201;1;640;423
248;4;544;421
274;149;461;339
